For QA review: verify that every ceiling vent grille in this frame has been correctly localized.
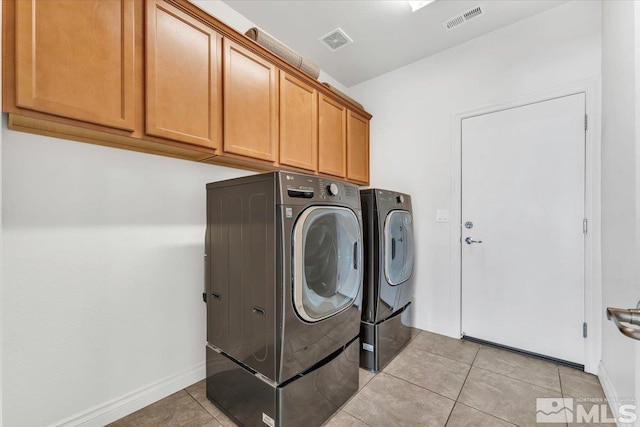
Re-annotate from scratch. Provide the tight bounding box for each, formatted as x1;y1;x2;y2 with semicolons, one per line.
443;5;484;31
319;28;353;52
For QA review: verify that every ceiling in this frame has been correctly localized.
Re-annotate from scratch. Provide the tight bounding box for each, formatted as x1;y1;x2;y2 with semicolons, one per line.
222;0;568;87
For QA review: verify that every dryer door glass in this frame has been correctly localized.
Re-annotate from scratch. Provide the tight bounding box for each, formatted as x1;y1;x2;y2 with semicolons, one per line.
293;206;362;322
384;210;414;285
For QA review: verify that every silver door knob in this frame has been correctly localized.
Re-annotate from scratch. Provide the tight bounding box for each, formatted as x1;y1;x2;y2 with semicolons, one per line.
465;237;483;244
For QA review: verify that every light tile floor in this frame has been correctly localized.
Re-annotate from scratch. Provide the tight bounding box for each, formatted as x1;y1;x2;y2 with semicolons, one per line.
109;330;614;427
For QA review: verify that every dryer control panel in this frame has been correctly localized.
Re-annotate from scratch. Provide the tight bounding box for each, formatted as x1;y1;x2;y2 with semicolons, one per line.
279;172;360;208
374;189;413;213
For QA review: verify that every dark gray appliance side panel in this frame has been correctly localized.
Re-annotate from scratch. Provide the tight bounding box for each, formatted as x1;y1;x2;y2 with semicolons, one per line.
249;190;275;367
275;199;285;383
359;321;378;371
205;192;212;343
207;190;226;347
207;177;277;380
360;189;379;324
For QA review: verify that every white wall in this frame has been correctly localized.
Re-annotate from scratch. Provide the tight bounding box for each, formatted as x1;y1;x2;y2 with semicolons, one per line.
349;0;602;335
1;2;348;426
600;0;640;418
2;126;251;426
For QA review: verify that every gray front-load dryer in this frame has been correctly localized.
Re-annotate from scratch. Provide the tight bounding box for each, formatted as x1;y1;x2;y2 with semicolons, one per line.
205;171;363;427
360;189;415;372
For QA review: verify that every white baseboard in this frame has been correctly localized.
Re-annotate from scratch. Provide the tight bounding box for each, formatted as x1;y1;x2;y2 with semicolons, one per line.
49;362;206;427
411;312;453;338
598;361;635;427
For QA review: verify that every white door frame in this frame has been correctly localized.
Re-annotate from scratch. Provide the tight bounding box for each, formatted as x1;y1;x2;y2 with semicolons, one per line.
450;79;601;374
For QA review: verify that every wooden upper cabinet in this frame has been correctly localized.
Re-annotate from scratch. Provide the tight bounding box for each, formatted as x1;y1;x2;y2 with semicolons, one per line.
347;110;370;184
14;0;135;131
223;39;278;162
279;73;318;172
146;0;222;149
318;94;347;178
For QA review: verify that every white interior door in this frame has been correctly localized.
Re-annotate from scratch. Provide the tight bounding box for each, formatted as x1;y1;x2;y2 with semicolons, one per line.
461;93;586;364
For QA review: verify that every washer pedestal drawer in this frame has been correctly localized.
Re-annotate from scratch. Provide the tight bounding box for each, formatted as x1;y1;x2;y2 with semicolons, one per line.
360;303;412;372
206;338;359;427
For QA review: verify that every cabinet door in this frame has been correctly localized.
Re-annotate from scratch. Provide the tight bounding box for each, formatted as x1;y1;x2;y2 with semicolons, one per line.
223;39;278;162
279;73;317;171
146;0;222;149
15;0;135;131
318;95;346;178
347;111;370;184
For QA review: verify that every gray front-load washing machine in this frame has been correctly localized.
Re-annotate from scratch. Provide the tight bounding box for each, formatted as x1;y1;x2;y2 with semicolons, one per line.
205;171;363;427
360;189;415;372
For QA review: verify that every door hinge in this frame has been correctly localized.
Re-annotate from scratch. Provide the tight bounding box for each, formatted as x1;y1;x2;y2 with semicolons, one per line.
583;218;588;234
585;114;588;131
583;322;588;338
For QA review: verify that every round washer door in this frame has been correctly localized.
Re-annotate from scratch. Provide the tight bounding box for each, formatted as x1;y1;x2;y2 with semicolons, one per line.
293;206;362;322
384;210;414;286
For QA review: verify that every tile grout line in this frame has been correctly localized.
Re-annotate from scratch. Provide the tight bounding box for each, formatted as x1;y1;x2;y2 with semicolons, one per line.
457;344;481;400
409;340;482;366
454;401;521;427
558;366;565;397
328;370;378;427
470;364;563;395
442;346;482;426
470;347;564;394
557;367;570;427
339;408;375;427
456;364;566;427
184;387;226;426
449;348;525;427
403;338;482;369
382;370;458;403
340;382;377;427
380;340;479;402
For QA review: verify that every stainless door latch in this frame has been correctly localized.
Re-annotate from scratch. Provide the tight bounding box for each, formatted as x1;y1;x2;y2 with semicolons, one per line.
465;237;483;244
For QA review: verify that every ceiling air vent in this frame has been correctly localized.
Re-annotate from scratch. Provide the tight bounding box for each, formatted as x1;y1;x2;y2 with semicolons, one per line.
464;6;483;20
319;28;353;52
443;5;484;31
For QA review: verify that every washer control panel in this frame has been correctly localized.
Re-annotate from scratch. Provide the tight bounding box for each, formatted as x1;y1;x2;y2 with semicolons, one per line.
281;172;359;204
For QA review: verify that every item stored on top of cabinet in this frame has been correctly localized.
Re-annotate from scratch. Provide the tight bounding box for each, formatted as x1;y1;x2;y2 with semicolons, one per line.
2;0;371;184
245;27;320;79
205;172;363;426
322;82;364;110
360;189;415;372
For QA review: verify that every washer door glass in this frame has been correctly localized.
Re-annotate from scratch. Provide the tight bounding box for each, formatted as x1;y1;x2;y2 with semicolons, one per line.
384;210;414;286
293;206;362;322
